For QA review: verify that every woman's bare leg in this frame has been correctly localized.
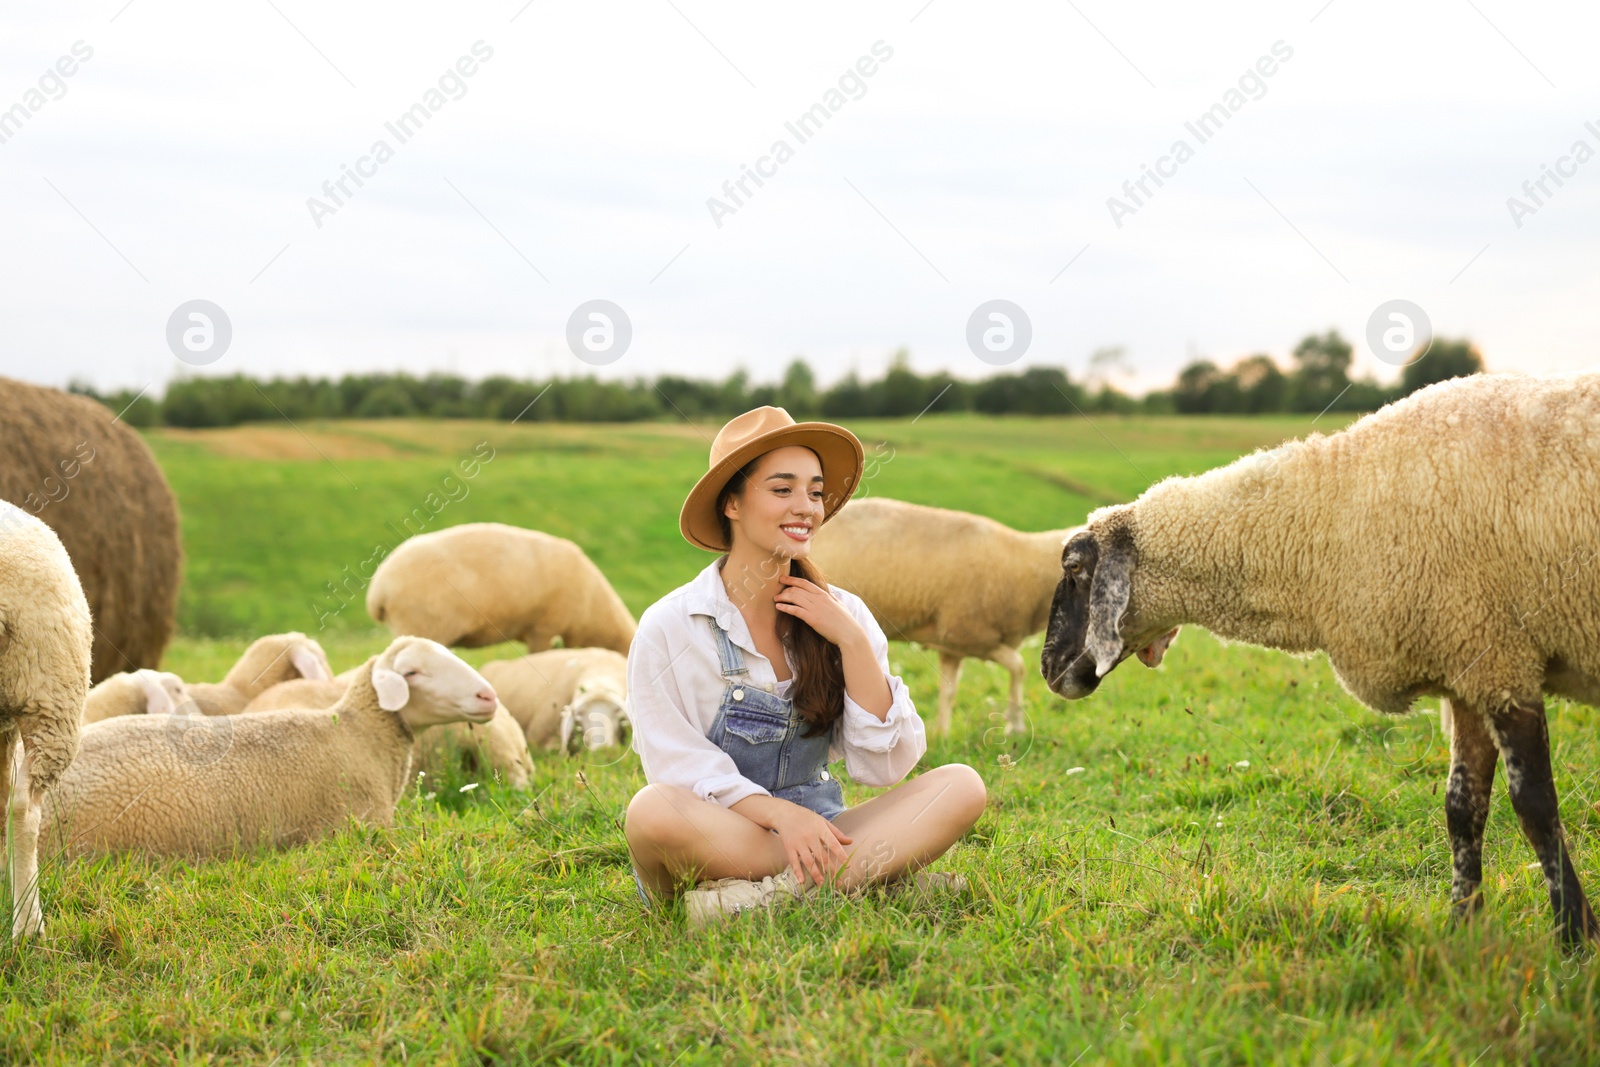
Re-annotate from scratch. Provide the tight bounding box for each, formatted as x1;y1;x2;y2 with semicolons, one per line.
626;764;987;899
831;763;986;890
626;784;789;897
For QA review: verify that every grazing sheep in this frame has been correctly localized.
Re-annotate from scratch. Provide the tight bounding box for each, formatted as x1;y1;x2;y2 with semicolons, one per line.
809;497;1105;735
0;504;91;938
245;677;533;789
42;636;497;857
183;632;334;717
367;522;636;654
1040;372;1600;943
0;377;182;683
412;703;534;789
82;669;188;724
479;648;628;752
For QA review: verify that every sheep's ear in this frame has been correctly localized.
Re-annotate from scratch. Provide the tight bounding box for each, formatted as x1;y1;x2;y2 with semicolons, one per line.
136;671;175;715
290;644;333;681
1086;528;1135;678
373;666;410;711
558;705;578;755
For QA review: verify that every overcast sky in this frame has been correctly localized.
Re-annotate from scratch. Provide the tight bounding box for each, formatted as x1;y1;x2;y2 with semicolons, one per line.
3;0;1597;395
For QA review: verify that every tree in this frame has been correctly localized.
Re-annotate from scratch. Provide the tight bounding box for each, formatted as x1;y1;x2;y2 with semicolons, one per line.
1290;330;1353;412
1399;338;1483;396
780;359;817;415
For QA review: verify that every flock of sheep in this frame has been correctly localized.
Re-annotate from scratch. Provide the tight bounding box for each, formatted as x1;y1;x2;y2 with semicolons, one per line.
2;371;1598;947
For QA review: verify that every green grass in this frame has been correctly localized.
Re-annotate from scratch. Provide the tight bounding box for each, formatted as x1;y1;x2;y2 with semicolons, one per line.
6;414;1600;1064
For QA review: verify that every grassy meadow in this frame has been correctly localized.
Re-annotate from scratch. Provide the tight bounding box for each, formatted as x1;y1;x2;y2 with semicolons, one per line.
5;413;1600;1064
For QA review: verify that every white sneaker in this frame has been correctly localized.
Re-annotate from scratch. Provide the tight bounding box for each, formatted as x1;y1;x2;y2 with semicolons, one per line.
684;870;807;929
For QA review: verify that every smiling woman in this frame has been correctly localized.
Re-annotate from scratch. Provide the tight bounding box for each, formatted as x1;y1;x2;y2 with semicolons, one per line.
622;406;986;927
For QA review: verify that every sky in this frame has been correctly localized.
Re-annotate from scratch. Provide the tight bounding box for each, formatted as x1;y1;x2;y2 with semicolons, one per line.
2;0;1598;396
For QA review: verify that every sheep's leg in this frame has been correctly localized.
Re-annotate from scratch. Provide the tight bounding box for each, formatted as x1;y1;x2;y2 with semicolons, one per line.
989;645;1027;735
6;738;44;940
1489;699;1598;945
1443;698;1497;921
935;652;963;736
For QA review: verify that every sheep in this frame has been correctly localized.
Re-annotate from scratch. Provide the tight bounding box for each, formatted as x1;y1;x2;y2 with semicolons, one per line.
412;703;535;789
479;647;628;753
182;632;334;717
0;376;182;683
244;677;534;789
367;522;636;654
41;636;497;857
808;497;1104;735
0;503;91;938
1040;371;1600;944
82;669;189;724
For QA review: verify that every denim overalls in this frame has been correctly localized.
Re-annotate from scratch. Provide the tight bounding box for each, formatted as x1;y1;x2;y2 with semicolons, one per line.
704;616;846;821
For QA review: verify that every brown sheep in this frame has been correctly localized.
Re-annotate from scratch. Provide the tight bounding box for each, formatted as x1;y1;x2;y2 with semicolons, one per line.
0;377;182;682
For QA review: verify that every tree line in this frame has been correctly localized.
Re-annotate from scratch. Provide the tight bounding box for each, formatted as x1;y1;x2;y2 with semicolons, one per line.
73;330;1484;428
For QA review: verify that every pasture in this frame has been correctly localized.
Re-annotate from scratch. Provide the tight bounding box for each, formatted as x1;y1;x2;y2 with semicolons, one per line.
6;413;1599;1064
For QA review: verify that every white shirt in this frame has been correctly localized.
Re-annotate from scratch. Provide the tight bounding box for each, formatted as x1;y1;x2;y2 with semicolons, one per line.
627;558;928;809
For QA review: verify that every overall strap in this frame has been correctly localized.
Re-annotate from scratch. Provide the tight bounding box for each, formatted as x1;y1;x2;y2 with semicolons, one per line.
706;616;748;679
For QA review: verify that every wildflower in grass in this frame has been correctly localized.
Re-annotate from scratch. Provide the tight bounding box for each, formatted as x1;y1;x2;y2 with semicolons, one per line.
997;754;1015;768
1235;760;1250;769
460;783;479;793
1065;767;1085;776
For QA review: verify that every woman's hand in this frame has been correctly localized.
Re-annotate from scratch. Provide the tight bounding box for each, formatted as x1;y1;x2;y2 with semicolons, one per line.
774;574;867;649
768;799;854;887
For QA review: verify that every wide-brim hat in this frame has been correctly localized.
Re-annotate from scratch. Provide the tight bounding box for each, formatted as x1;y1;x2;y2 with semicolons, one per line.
680;406;865;552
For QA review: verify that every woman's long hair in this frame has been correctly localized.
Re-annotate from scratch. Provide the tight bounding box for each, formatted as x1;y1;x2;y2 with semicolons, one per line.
717;457;846;737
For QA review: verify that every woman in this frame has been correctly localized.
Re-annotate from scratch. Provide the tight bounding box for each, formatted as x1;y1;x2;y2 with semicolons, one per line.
624;406;986;924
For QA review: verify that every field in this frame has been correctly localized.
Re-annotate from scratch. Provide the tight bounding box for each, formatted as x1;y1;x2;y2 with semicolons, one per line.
6;413;1600;1065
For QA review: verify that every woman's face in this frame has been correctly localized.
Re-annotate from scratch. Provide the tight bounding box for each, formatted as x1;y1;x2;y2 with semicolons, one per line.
724;445;825;559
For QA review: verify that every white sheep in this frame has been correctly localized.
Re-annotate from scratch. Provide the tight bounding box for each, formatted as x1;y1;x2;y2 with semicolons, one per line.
0;504;91;938
243;676;534;789
183;632;333;717
366;522;636;654
809;497;1106;735
1041;371;1600;943
42;636;497;857
82;669;189;725
479;648;628;753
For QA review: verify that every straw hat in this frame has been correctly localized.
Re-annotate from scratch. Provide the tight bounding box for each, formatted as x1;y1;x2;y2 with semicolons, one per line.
679;406;864;552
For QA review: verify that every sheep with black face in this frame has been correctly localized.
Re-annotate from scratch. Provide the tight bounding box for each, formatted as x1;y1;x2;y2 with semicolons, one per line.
1041;371;1600;945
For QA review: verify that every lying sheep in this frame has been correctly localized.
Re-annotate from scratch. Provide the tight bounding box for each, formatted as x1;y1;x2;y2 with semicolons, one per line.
0;504;90;938
367;523;636;654
1041;372;1600;944
42;636;497;857
479;648;628;753
244;676;533;789
82;669;188;725
809;497;1108;735
183;632;333;717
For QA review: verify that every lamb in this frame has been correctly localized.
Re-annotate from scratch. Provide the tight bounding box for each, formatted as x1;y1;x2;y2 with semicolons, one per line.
42;636;497;857
82;669;189;724
243;677;534;789
0;503;91;938
182;632;334;717
479;647;629;752
366;522;636;654
809;497;1109;735
1040;371;1600;944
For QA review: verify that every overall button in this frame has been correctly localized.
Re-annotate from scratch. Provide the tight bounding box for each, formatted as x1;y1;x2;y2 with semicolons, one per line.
820;770;831;781
732;688;744;701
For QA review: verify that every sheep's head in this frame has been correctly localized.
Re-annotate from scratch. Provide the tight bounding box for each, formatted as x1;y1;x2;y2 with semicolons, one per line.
134;669;189;715
371;637;498;728
1041;519;1178;699
230;631;335;693
559;680;630;754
